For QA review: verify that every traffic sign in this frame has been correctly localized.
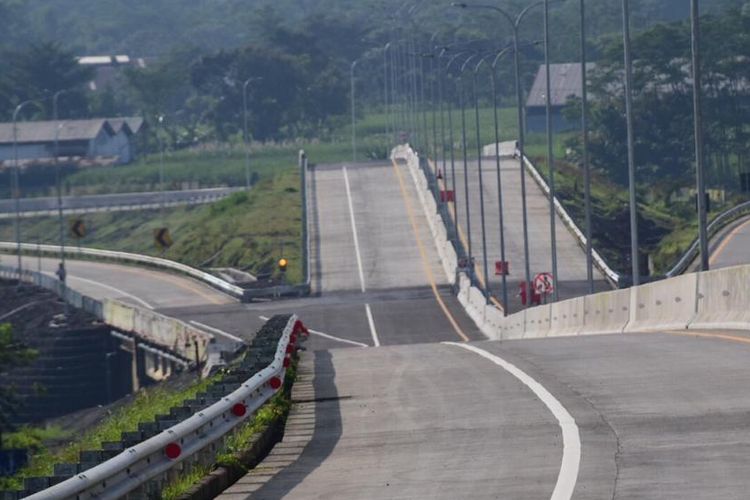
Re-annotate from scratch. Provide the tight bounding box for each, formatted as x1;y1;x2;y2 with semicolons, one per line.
70;219;86;239
495;261;509;276
533;272;554;295
440;190;455;202
154;227;173;249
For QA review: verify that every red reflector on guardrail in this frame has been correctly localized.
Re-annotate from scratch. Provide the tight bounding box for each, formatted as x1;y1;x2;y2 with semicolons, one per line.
283;357;291;368
270;376;282;389
165;443;181;460
231;403;247;417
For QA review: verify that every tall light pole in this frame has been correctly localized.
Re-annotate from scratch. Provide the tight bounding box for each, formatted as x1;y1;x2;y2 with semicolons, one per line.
473;56;492;302
351;59;359;163
12;99;40;282
622;0;640;285
53;89;69;314
157;114;166;217
383;42;392;142
491;46;515;314
580;0;595;293
242;77;258;190
543;0;560;301
691;0;709;272
454;1;546;297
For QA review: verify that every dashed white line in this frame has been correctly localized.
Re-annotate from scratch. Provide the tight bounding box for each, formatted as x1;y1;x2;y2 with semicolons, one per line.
63;274;155;309
258;315;368;348
189;320;245;344
443;342;581;500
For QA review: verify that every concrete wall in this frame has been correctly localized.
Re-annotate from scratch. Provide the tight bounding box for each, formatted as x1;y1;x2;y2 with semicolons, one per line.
394;144;750;340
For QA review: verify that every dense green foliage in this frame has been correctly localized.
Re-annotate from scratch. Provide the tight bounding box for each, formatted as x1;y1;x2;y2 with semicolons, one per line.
0;323;38;447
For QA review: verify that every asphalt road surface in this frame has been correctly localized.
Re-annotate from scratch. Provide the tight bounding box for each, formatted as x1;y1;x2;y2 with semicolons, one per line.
707;214;750;270
444;156;610;312
0;187;241;218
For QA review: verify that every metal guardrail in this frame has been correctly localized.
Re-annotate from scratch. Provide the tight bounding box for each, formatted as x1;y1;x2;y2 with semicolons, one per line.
0;242;246;300
665;199;750;277
520;153;621;287
25;315;301;500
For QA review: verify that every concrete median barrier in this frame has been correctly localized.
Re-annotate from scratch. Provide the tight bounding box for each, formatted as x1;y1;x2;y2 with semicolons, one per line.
690;264;750;331
549;297;586;337
625;273;697;332
524;304;552;338
580;288;631;335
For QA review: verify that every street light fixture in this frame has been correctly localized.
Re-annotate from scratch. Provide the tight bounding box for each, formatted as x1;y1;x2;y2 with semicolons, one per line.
242;77;260;190
691;0;709;272
579;0;595;293
350;59;359;163
453;1;547;297
12;99;41;283
53;89;70;314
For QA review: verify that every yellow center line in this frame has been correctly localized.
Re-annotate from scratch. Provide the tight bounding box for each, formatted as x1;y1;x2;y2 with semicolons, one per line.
392;158;470;342
709;217;750;266
660;329;750;346
427;158;506;313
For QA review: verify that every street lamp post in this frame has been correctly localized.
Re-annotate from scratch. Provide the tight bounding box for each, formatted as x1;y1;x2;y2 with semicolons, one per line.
543;0;560;301
691;0;709;272
157;115;166;217
580;0;595;293
473;56;492;302
458;54;480;272
383;42;392;143
490;47;515;314
453;1;547;297
242;78;257;190
53;90;69;314
350;60;359;163
622;0;640;285
12;99;40;282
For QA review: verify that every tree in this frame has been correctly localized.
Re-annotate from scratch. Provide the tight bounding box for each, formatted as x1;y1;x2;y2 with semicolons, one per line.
0;323;37;447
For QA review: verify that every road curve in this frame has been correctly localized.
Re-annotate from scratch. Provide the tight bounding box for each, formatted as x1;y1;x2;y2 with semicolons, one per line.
708;214;750;269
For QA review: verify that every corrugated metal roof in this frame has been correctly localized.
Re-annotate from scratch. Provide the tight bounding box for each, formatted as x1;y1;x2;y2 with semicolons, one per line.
109;117;144;134
0;119;115;144
526;63;595;108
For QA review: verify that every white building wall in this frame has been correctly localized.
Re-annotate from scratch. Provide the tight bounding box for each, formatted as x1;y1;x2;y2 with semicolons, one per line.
89;129;133;164
0;144;49;163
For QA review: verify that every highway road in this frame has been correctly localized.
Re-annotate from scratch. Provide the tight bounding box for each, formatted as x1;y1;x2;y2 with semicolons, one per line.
707;214;750;270
9;158;750;499
444;156;610;313
0;187;240;218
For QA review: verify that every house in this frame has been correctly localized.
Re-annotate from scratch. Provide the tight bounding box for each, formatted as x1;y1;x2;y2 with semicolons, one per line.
78;55;148;92
525;63;592;133
0;118;143;167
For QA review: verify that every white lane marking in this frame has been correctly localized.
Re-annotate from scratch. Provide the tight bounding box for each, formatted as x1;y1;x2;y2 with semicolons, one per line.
365;303;380;347
258;316;368;348
342;167;367;294
343;166;380;347
189;320;245;344
443;342;581;500
0;301;43;321
62;274;155;309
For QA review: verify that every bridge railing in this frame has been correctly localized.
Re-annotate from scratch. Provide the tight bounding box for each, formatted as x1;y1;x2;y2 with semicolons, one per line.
23;315;301;500
666;199;750;277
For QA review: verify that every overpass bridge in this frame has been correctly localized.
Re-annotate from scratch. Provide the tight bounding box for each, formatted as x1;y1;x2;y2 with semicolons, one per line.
5;145;750;499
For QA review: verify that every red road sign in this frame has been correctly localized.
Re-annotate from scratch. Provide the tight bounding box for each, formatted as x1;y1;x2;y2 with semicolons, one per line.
440;190;455;202
533;272;554;295
495;261;509;276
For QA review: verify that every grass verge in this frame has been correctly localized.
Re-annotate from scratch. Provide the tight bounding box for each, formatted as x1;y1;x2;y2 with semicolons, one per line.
0;374;218;491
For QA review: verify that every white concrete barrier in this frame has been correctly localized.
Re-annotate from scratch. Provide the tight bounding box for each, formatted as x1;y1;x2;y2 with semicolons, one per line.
549;296;586;337
625;273;697;332
690;265;750;331
580;288;631;335
524;304;552;338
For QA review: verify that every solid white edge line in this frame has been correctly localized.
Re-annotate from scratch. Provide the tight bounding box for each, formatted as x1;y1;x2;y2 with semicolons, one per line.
443;342;581;500
189;320;245;344
62;274;155;310
342;166;367;294
365;303;380;347
258;316;368;348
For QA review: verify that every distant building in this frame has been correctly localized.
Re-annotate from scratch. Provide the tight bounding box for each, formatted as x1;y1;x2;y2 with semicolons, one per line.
0;118;143;167
77;55;148;92
525;63;593;133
